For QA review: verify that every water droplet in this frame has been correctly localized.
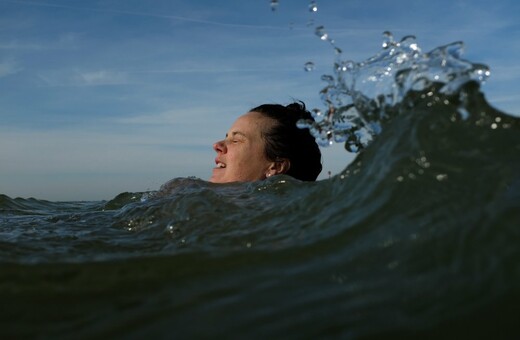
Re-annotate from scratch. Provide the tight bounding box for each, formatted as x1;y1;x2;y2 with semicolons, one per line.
395;53;407;64
315;25;328;41
399;35;416;44
296;119;312;129
270;0;279;11
457;107;470;120
311;108;323;120
317;139;333;147
321;74;334;84
309;0;318;12
436;174;448;181
473;66;490;82
334;132;348;143
382;31;394;49
304;61;315;72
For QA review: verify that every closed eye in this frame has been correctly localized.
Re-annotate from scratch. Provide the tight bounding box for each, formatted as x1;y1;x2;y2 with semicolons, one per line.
225;131;247;144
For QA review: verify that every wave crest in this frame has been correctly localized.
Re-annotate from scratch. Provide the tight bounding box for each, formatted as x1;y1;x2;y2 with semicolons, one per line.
298;32;492;151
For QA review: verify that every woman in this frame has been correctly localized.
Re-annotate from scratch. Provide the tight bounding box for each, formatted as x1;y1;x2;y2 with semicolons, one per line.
210;102;322;183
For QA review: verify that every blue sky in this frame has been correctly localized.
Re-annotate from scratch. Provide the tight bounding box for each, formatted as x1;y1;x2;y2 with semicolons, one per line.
1;0;519;201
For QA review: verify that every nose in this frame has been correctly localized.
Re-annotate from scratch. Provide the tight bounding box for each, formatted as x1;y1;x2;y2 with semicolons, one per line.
213;139;226;153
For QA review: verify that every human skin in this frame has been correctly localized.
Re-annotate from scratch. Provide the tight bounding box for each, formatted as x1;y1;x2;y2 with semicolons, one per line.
209;111;283;183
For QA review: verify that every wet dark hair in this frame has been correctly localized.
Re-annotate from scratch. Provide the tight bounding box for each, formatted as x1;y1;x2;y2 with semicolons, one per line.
250;102;322;181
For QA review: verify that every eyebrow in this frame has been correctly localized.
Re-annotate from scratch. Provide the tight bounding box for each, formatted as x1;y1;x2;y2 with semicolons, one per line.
226;131;247;138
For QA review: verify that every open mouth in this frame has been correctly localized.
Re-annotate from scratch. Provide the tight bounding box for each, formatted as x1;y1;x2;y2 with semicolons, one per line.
216;162;226;168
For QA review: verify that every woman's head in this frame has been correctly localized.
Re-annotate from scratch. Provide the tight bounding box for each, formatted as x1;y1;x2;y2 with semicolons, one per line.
209;102;322;183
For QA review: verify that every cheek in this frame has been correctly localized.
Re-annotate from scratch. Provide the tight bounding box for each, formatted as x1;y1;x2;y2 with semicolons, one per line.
231;153;252;170
245;149;269;171
230;146;266;175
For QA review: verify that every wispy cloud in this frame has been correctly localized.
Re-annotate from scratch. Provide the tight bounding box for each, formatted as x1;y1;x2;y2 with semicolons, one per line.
0;33;82;51
0;60;22;77
118;109;199;126
0;41;43;50
37;69;130;86
78;70;129;86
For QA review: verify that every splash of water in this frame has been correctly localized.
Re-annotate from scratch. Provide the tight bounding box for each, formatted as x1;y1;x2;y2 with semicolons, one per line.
298;32;491;151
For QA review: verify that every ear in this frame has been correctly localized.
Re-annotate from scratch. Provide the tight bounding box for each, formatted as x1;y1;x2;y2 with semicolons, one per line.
267;158;290;176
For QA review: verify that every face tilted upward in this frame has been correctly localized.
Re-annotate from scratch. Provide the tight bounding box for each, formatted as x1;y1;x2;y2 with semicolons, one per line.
209;111;276;183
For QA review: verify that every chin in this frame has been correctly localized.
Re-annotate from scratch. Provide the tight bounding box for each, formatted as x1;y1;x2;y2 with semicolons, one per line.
209;173;224;183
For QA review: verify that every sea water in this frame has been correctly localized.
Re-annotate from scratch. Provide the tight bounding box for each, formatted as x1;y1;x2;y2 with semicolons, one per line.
1;20;519;340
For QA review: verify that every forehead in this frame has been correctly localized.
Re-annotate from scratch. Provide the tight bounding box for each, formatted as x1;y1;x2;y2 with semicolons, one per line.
230;111;275;135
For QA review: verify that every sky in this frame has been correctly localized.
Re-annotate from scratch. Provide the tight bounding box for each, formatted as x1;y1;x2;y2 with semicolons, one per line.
1;0;519;201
